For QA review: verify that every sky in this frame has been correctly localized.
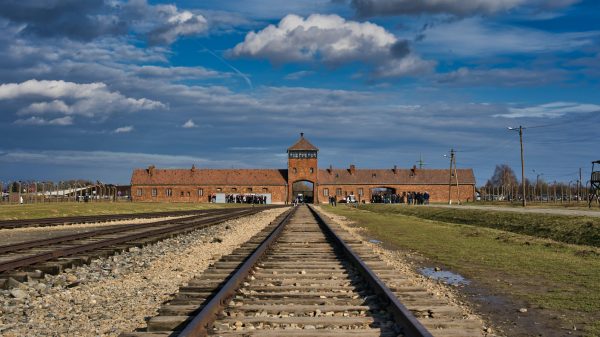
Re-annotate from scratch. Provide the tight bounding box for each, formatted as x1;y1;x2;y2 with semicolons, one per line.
0;0;599;186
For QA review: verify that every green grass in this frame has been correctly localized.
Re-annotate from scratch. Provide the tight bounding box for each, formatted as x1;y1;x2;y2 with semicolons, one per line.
0;202;246;220
357;204;600;247
324;205;600;336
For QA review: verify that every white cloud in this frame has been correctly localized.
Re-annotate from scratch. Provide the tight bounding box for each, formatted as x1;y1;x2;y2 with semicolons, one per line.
496;102;600;118
0;149;242;168
133;65;223;78
284;70;315;80
230;14;433;78
126;2;209;45
436;67;568;86
114;126;134;133
14;116;74;126
350;0;580;17
231;14;396;64
373;55;436;78
419;17;600;57
0;79;166;119
182;119;198;128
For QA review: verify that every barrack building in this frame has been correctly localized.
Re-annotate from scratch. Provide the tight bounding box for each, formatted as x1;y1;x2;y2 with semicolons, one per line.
131;134;475;204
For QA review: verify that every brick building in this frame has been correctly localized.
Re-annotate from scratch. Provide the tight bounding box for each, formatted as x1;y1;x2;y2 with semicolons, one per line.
131;133;476;204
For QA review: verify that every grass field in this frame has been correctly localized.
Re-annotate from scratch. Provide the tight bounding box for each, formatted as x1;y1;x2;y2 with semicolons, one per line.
0;202;247;220
359;204;600;247
323;205;600;336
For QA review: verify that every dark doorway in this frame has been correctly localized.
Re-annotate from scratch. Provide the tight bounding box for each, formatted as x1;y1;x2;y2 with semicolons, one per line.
292;180;314;203
370;187;396;203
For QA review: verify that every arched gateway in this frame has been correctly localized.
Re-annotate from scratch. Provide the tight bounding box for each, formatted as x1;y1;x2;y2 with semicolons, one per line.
287;133;319;204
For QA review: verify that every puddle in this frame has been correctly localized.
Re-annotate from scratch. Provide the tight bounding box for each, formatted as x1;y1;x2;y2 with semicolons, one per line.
368;239;382;244
419;267;470;286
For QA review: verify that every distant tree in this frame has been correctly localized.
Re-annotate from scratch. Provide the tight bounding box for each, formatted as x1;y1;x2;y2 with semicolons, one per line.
486;164;519;188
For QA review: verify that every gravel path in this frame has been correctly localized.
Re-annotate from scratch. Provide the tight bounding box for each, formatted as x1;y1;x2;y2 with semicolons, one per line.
317;206;492;336
0;216;189;245
432;204;600;217
0;207;288;337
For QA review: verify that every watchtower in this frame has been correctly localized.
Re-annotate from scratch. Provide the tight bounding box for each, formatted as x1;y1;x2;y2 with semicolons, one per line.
589;160;600;208
287;133;319;204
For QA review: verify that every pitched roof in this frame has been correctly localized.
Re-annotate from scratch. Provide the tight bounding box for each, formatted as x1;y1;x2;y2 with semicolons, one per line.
287;133;318;152
318;167;475;185
131;167;288;186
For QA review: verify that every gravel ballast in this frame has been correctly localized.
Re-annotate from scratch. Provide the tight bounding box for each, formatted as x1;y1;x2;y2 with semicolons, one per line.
0;207;287;337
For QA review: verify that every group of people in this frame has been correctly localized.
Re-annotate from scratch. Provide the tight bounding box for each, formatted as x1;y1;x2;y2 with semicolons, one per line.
371;191;430;205
223;194;268;204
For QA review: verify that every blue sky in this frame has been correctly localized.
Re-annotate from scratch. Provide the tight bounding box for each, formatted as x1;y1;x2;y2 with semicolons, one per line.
0;0;598;185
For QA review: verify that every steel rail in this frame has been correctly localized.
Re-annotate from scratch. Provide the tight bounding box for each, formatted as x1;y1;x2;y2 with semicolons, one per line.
309;204;434;337
0;207;258;229
178;207;296;337
0;208;268;274
0;208;249;255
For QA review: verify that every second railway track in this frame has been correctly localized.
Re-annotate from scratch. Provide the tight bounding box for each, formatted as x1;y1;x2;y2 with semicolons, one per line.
0;207;251;229
124;205;483;337
0;207;280;287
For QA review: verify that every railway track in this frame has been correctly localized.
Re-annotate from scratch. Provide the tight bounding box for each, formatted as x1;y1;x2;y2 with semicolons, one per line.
123;205;482;337
0;207;250;229
0;207;279;287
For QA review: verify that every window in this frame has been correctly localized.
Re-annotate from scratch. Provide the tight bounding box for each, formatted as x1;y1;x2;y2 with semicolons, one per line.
310;168;314;173
231;187;237;192
293;168;297;174
323;188;329;196
180;191;184;197
166;188;172;197
217;188;222;192
198;188;204;196
136;188;142;196
336;188;342;196
358;188;364;196
247;187;252;192
262;188;268;192
186;191;190;197
151;188;157;197
372;173;377;178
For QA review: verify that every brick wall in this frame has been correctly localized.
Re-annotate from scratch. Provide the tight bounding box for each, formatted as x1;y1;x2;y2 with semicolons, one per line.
317;184;475;203
131;185;288;203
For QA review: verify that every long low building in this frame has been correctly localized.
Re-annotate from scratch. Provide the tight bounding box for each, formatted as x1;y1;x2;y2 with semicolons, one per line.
131;134;475;204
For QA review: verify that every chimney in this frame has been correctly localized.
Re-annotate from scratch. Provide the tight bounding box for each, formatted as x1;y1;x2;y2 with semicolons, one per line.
328;164;333;174
300;132;304;138
349;164;356;175
410;165;416;176
393;165;398;174
191;164;196;172
147;165;156;176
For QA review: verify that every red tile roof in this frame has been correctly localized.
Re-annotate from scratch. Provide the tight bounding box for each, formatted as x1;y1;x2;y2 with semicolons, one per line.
287;133;319;152
318;167;475;185
131;167;288;186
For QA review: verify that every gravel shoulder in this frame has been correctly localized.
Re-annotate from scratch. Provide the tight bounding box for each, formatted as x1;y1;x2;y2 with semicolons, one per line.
0;207;288;337
316;206;492;336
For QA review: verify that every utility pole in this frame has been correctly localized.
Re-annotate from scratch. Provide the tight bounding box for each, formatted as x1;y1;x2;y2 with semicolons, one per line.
508;126;527;207
448;149;453;204
447;149;456;204
579;167;582;202
453;151;460;204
